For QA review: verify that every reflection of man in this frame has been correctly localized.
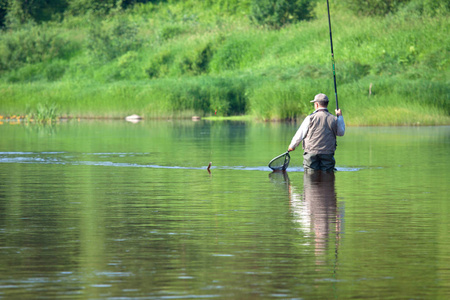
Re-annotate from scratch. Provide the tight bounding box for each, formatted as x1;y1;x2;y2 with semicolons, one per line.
288;94;345;171
303;171;337;261
287;170;340;265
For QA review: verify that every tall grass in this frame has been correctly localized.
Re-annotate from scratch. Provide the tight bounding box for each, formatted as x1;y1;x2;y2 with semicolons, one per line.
0;1;448;125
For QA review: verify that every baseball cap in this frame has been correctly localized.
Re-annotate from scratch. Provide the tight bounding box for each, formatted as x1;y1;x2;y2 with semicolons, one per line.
310;93;329;103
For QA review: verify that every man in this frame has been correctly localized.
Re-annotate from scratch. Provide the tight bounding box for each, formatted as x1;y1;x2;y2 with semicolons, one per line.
288;93;345;171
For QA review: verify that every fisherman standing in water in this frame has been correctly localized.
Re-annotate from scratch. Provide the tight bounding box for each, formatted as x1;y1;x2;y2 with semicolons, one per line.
288;93;345;171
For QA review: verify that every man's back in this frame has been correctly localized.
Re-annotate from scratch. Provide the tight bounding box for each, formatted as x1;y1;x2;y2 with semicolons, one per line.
303;110;337;154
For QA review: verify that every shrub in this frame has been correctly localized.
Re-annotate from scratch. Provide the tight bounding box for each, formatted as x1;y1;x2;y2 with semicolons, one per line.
3;0;68;28
145;50;174;79
87;18;142;61
5;60;66;82
0;25;78;71
66;0;116;16
178;43;215;76
341;0;414;16
250;0;315;29
159;24;187;40
0;0;7;28
397;0;450;16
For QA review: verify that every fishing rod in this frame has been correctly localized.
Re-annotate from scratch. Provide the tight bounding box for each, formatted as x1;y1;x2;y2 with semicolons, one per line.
326;0;339;110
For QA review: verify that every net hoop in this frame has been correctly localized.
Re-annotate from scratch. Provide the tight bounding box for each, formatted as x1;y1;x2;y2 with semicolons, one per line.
268;151;291;171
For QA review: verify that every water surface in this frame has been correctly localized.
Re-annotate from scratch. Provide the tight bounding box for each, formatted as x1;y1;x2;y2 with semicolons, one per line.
0;121;449;299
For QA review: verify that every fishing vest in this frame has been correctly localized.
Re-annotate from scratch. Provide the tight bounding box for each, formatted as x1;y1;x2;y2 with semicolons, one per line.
303;109;338;154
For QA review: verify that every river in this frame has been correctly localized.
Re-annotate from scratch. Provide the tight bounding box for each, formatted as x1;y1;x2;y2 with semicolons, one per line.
0;120;449;299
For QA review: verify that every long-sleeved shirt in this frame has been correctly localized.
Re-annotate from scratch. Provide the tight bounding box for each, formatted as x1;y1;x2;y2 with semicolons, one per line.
289;112;345;151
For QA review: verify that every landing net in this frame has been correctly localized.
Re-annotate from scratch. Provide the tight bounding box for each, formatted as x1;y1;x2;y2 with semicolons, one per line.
268;151;290;171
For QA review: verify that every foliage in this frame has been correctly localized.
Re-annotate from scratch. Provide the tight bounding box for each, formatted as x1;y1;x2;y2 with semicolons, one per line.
5;60;66;82
0;0;7;27
159;23;186;40
397;0;450;17
250;0;315;28
339;0;408;16
178;43;215;76
4;0;68;28
0;0;448;124
341;0;449;16
66;0;117;16
145;41;217;79
0;0;162;27
0;24;79;72
87;18;142;61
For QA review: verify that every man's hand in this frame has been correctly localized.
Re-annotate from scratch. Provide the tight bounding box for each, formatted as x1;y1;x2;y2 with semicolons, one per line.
288;147;294;152
335;109;342;117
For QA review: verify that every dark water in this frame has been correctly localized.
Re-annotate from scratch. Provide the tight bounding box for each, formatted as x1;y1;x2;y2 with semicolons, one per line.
0;121;449;299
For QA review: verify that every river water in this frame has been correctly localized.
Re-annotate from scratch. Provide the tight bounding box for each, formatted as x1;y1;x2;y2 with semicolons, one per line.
0;120;449;299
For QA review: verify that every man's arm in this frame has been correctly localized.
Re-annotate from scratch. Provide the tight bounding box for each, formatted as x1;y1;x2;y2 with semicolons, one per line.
288;116;310;151
335;109;345;136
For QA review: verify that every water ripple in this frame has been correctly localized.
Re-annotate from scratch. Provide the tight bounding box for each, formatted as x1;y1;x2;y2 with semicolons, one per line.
0;152;362;172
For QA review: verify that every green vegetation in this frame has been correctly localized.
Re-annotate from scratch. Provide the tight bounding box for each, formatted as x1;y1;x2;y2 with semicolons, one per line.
0;0;449;125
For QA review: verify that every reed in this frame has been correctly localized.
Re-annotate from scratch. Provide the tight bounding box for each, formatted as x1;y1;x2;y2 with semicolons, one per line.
31;102;60;124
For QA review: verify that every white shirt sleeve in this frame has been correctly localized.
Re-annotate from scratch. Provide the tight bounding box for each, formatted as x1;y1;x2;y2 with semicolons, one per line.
337;115;345;136
289;116;310;150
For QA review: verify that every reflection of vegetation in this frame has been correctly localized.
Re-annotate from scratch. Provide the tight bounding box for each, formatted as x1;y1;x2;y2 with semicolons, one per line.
24;121;59;136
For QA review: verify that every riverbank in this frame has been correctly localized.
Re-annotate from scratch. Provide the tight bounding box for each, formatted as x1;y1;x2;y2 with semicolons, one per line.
1;110;448;127
0;1;448;125
1;79;448;126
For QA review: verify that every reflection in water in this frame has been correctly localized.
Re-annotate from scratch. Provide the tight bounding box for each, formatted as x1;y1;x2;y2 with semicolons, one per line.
302;171;339;265
271;171;341;266
1;123;449;299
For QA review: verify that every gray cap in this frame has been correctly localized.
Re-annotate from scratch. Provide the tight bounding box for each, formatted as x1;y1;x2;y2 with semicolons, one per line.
310;93;329;103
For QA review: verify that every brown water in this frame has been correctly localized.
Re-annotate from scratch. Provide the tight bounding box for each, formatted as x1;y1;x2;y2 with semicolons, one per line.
0;121;449;299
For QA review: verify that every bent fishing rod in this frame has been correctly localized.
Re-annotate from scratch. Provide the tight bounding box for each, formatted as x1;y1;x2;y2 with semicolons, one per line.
327;0;339;110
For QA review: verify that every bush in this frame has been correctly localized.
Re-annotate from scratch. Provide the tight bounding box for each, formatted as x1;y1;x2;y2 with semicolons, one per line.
3;0;68;28
145;42;216;79
250;0;315;28
0;0;7;28
398;0;450;17
0;25;78;71
66;0;116;16
178;43;215;76
5;60;66;82
145;50;174;79
340;0;405;16
338;0;448;16
159;24;187;40
87;18;142;61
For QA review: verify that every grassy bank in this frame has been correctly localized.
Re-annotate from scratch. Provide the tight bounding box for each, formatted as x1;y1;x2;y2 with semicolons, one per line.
0;1;449;125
